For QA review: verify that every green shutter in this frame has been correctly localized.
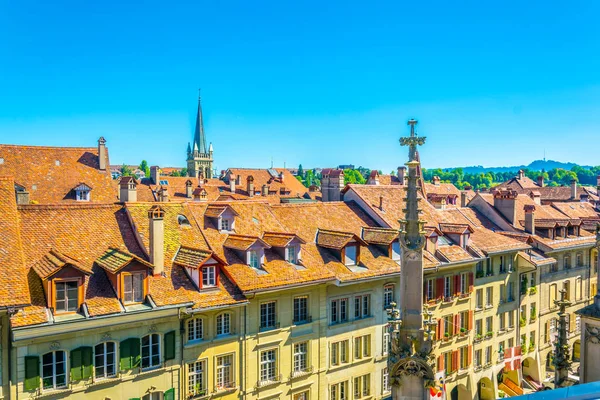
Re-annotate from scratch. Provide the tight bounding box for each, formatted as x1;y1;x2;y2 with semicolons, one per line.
70;348;83;381
120;338;141;370
24;356;40;392
164;388;175;400
164;331;176;361
81;346;93;379
71;346;93;381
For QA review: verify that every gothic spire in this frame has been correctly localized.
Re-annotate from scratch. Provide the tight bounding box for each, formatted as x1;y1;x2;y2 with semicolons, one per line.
193;90;208;154
399;119;427;250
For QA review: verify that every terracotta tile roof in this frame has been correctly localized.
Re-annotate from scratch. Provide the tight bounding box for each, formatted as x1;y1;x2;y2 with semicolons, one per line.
0;144;117;203
321;168;344;178
223;234;271;251
316;229;367;250
495;175;540;190
517;250;556;267
261;232;305;247
172;246;222;269
205;204;238;218
95;247;154;274
438;223;473;235
31;248;92;279
436;246;474;263
551;202;599;219
532;233;596;251
361;227;399;245
377;174;402;185
0;177;29;308
225;168;309;198
125;202;246;310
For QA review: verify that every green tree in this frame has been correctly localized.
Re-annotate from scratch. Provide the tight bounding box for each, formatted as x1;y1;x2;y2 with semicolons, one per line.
343;169;366;184
120;164;133;177
297;164;304;179
139;160;150;178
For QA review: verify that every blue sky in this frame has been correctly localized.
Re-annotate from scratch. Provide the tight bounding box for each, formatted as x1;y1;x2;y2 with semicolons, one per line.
1;1;599;172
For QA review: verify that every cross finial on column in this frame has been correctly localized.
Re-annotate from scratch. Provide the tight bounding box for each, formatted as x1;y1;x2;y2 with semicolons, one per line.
407;119;418;137
198;88;202;101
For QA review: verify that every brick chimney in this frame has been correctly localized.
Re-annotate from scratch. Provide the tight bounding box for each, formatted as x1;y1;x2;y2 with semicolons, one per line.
397;166;406;185
518;169;525;180
571;179;577;199
150;166;160;184
432;176;441;186
119;176;137;202
262;184;269;197
537;175;544;187
230;177;236;193
524;204;536;235
185;180;193;198
98;137;107;170
530;191;541;205
148;205;165;276
460;191;468;208
247;175;254;197
493;189;519;224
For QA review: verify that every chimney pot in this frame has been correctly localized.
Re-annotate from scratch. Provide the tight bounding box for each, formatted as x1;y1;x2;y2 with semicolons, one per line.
230;177;236;193
262;184;269;197
185;180;193;198
247;175;254;197
119;177;137;202
518;169;525;180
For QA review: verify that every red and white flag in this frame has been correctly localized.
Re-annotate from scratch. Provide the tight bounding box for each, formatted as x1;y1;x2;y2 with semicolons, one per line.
504;346;522;371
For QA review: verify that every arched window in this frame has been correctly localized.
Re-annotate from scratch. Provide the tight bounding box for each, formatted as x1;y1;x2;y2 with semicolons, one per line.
94;342;117;379
42;350;67;390
216;313;231;336
141;334;161;369
188;317;204;341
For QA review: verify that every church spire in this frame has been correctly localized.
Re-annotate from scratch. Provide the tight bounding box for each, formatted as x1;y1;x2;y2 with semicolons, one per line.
193;89;208;154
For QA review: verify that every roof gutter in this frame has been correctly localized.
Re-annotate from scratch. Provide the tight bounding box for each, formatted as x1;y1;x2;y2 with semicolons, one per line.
243;277;337;295
335;271;401;287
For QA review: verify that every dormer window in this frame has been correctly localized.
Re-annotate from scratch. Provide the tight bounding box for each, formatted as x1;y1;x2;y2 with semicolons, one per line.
173;246;224;290
74;183;92;201
345;245;358;266
205;205;238;233
261;232;305;266
123;272;145;303
221;218;230;232
223;234;271;271
55;280;79;313
287;246;298;264
249;250;260;269
31;249;91;316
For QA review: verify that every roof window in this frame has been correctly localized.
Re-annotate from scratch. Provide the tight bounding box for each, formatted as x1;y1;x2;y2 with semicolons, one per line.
178;214;191;227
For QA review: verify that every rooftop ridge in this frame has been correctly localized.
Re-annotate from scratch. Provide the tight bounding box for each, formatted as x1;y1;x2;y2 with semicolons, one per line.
0;144;98;151
18;203;122;211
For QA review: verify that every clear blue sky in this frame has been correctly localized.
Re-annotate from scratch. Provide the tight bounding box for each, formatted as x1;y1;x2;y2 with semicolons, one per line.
1;1;599;172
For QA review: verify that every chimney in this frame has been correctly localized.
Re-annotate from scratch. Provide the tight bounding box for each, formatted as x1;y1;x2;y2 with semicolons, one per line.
279;171;284;182
148;205;165;276
247;175;254;197
460;191;468;208
537;175;544;187
518;169;525;180
119;177;137;202
15;190;30;205
530;191;541;205
230;177;236;193
98;137;107;170
262;184;269;197
185;180;193;198
379;195;384;211
493;189;518;224
158;186;169;202
150;166;160;184
397;166;406;185
571;179;577;199
524;205;536;235
432;176;441;186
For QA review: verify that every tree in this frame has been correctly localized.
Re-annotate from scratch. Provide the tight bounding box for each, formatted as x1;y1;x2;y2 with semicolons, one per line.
297;164;304;179
343;169;366;184
120;164;133;177
139;160;150;178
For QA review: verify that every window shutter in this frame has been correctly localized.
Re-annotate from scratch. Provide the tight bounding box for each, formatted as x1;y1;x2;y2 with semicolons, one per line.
70;348;83;381
24;356;40;392
436;277;444;300
81;346;93;379
164;331;176;361
452;351;458;372
453;314;459;336
468;310;474;331
120;338;141;370
469;272;474;292
454;275;460;295
437;319;442;340
164;388;175;400
468;345;472;366
437;355;444;372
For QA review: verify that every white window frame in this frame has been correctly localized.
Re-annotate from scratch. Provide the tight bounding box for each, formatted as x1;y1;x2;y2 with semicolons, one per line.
384;284;394;308
42;350;67;390
249;250;259;269
260;301;277;329
444;276;451;298
293;342;308;373
188;359;207;397
354;294;370;319
330;297;348;325
382;367;390;393
344;245;357;266
287;245;298;264
141;333;161;370
259;349;278;383
293;296;308;324
75;189;90;201
202;266;216;287
94;341;117;380
123;272;144;304
383;325;390;356
188;317;204;341
216;313;231;336
220;218;230;232
216;354;234;390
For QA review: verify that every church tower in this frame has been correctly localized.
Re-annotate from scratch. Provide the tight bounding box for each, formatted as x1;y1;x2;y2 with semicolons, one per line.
187;92;214;179
388;119;435;400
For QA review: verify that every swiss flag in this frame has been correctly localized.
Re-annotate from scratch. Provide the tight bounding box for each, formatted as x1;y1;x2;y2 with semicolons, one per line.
504;346;522;371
